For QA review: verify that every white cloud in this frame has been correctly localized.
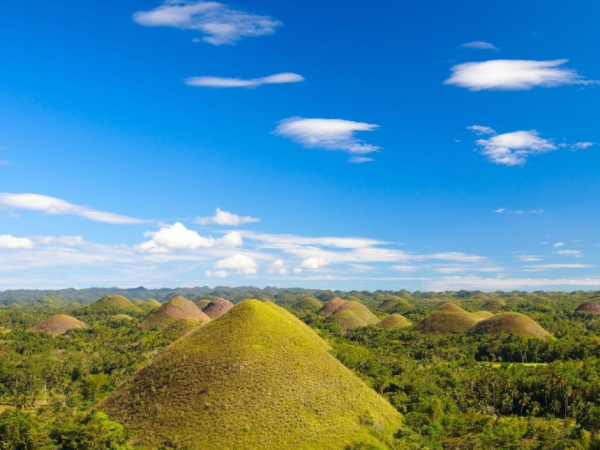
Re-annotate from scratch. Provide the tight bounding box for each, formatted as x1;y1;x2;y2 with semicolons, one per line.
275;118;381;156
185;72;304;88
554;242;566;247
268;259;288;275
133;1;282;45
37;236;84;247
0;193;147;225
214;254;258;274
349;156;375;164
554;250;583;257
205;270;229;278
516;254;543;262
427;276;600;291
241;231;384;249
495;208;544;214
524;264;593;271
196;208;259;226
219;231;243;248
461;41;498;51
445;59;594;91
0;235;34;249
495;208;506;213
300;257;329;270
468;125;496;135
144;222;215;251
571;142;595;150
472;129;557;166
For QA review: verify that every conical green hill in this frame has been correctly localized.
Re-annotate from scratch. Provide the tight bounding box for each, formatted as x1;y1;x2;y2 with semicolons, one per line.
202;298;234;319
318;297;347;316
163;317;203;340
326;310;368;333
481;298;506;312
378;296;412;312
145;299;161;309
87;295;140;314
413;303;480;334
335;301;379;325
110;314;133;322
470;312;551;339
140;296;210;330
376;314;411;329
101;300;403;450
292;296;324;313
29;314;86;337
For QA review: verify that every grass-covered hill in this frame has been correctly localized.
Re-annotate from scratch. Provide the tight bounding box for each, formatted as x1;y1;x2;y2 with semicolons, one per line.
163;317;203;340
139;296;210;330
202;297;234;319
576;302;600;313
29;314;86;336
292;296;323;314
376;314;412;329
318;297;347;316
85;295;141;314
413;301;482;334
473;310;494;319
470;312;551;339
195;299;211;310
100;300;403;450
481;298;506;312
323;300;380;333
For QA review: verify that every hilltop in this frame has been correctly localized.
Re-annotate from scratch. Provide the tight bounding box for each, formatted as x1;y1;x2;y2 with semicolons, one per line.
29;314;86;336
101;300;403;449
471;312;551;339
202;298;234;319
413;301;481;334
292;296;323;313
140;296;210;330
377;314;412;329
576;302;600;313
86;295;140;314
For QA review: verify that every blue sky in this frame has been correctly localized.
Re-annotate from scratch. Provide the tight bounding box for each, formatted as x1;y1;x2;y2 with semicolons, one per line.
0;0;599;290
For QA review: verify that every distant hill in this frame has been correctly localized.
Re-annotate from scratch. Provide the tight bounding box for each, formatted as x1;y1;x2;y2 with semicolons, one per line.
85;295;141;314
413;302;481;334
100;300;403;449
202;298;234;319
471;312;551;339
377;314;412;329
140;296;211;330
29;314;86;336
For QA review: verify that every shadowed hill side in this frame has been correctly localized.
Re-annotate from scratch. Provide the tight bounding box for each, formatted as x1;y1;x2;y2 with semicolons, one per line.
195;299;211;310
101;300;403;450
29;314;86;337
473;311;494;319
471;312;551;339
335;301;379;325
140;296;210;330
202;298;234;319
376;314;412;329
318;297;347;316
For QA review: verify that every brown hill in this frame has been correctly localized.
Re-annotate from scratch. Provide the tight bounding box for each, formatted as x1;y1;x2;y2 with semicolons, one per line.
334;301;379;325
140;296;210;330
318;297;347;316
576;302;600;313
195;299;211;310
100;300;403;449
470;312;551;339
202;298;234;319
29;314;86;337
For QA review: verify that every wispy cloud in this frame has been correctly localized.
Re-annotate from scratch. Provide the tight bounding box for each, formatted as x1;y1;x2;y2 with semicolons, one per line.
133;1;282;45
446;59;596;91
571;142;595;150
516;254;543;262
427;276;600;291
274;118;381;160
196;208;259;226
0;235;34;249
461;41;498;51
185;73;304;88
0;193;148;225
524;263;593;271
495;208;544;214
554;250;583;257
349;156;375;164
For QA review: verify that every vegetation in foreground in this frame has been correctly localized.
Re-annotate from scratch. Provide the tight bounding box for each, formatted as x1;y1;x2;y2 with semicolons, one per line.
2;289;600;449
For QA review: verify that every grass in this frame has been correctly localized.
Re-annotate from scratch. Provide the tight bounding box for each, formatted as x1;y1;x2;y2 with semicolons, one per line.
336;302;379;325
292;296;323;313
140;296;211;330
473;311;494;319
29;314;86;337
86;295;141;314
163;317;203;340
327;310;368;333
110;314;133;322
470;312;551;339
202;298;234;319
376;314;411;329
481;298;506;312
413;302;481;334
101;300;403;450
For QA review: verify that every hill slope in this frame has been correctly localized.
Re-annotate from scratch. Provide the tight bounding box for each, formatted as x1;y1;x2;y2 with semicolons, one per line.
139;296;210;330
101;300;403;450
471;312;551;339
86;295;140;314
29;314;86;336
413;302;481;334
202;298;234;319
377;314;412;329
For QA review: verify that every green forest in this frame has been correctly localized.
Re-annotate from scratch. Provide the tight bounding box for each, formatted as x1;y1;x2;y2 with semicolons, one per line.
2;289;600;449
